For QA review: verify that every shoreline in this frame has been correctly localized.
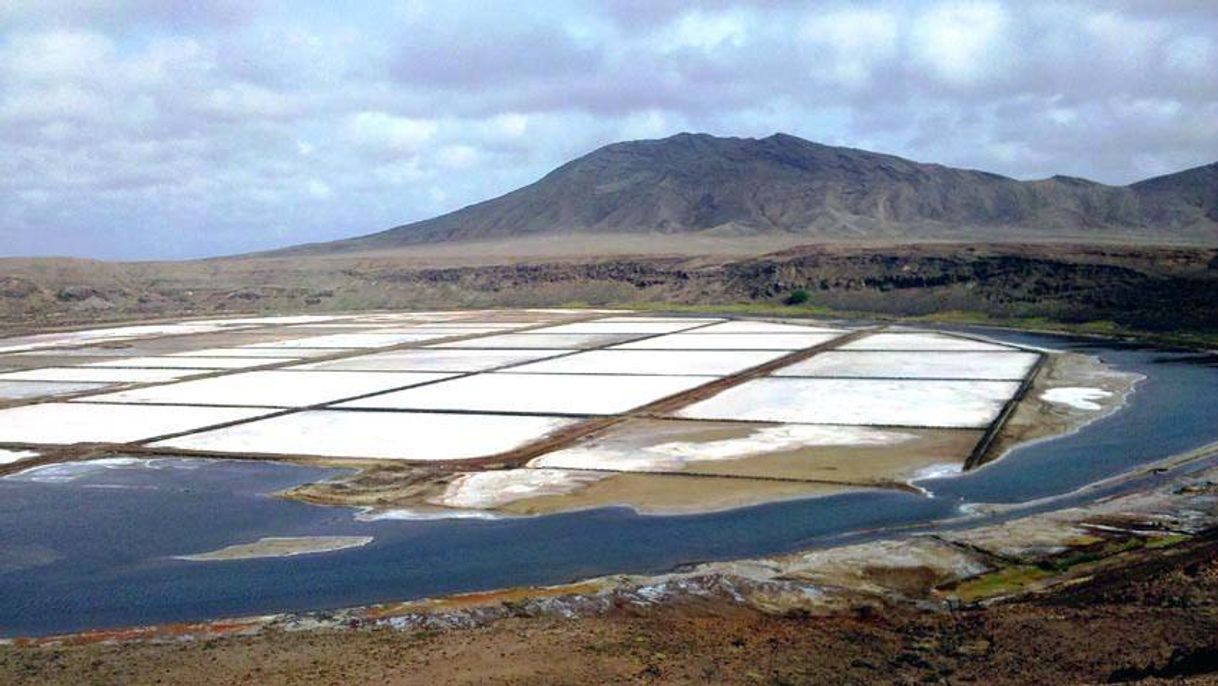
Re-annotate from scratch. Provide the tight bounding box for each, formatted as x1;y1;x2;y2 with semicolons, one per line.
7;434;1217;646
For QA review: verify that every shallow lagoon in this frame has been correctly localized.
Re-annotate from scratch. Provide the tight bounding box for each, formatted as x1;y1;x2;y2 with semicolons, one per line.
3;330;1218;637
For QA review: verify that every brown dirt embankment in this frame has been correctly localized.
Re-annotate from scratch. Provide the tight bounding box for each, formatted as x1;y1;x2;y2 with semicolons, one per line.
3;242;1217;342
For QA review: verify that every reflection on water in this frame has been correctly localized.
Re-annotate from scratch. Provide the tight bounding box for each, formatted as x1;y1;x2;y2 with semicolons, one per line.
3;329;1218;637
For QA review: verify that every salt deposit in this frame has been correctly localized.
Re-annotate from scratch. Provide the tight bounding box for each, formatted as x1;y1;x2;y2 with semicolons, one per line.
0;380;112;399
677;378;1021;428
0;367;196;384
0;448;37;465
0;322;257;354
243;332;456;349
154;410;576;461
83;370;454;407
0;403;272;444
611;332;841;350
338;372;717;415
526;321;714;335
86;356;296;369
774;350;1039;380
168;347;333;358
841;333;1017;352
1042;387;1113;411
690;321;847;334
532;424;914;473
428;333;642;349
502;349;786;376
292;348;575;372
433;468;606;509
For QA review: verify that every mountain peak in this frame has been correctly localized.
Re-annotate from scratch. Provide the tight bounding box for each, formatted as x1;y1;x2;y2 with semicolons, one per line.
267;133;1218;255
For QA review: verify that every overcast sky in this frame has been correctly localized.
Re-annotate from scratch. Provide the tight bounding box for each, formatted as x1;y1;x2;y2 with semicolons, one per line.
2;1;1216;260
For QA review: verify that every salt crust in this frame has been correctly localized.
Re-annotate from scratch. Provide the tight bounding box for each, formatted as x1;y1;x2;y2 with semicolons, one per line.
677;377;1021;428
81;370;455;407
154;410;576;461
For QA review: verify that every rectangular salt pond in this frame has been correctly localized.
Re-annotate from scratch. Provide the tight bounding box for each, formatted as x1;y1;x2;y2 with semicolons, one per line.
242;332;459;349
774;351;1040;380
0;367;196;384
0;403;272;444
0;322;259;354
502;349;787;376
154;410;576;461
677;378;1021;428
291;348;577;372
0;380;113;399
337;372;718;415
610;332;842;351
525;321;718;335
428;333;642;350
81;370;455;408
841;333;1016;352
197;315;354;326
85;356;297;370
593;317;723;324
168;347;335;358
689;320;847;334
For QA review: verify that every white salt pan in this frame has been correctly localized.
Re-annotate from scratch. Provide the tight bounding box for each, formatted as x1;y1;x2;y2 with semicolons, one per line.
775;351;1039;380
611;332;841;350
0;403;272;444
526;321;714;335
199;315;351;326
338;372;717;415
503;349;786;376
292;348;575;372
86;356;296;370
0;323;256;354
155;410;576;461
0;448;38;465
0;367;195;384
243;332;456;349
82;370;454;407
841;333;1017;352
533;424;913;473
429;333;642;349
677;378;1020;428
690;321;846;334
169;347;332;358
593;317;721;324
0;380;112;399
1041;387;1113;411
434;468;605;509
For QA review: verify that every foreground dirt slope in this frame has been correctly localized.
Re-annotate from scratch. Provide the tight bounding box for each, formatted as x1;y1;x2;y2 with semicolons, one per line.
3;243;1217;338
4;533;1216;685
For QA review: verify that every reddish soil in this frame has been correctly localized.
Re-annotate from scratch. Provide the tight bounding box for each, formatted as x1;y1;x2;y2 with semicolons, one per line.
3;533;1216;685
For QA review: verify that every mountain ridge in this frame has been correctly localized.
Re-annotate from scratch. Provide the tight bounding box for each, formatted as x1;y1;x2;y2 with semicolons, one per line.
270;132;1218;255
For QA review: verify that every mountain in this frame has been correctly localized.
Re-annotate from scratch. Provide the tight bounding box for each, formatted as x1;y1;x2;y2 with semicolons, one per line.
274;133;1218;254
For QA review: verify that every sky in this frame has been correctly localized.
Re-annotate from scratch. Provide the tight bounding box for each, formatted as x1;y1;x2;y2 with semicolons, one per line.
1;1;1216;260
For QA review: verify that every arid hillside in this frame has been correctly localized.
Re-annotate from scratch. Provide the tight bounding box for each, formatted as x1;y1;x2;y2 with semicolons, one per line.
3;243;1216;340
270;133;1218;255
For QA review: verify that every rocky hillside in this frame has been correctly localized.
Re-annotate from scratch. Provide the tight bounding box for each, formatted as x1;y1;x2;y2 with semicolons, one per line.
276;133;1217;254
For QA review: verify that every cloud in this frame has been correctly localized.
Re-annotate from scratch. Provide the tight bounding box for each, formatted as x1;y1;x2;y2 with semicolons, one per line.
910;1;1011;88
344;112;439;155
801;8;900;89
0;0;1215;259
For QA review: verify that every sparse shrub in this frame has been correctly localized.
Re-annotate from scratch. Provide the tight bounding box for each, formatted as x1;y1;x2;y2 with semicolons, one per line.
785;288;810;306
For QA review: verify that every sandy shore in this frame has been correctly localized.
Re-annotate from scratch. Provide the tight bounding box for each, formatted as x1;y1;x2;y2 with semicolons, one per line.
175;536;374;561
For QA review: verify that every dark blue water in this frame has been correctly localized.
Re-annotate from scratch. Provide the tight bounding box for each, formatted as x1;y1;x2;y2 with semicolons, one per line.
2;330;1217;637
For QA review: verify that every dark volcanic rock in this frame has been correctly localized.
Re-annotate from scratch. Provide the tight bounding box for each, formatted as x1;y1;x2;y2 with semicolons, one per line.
275;133;1218;254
